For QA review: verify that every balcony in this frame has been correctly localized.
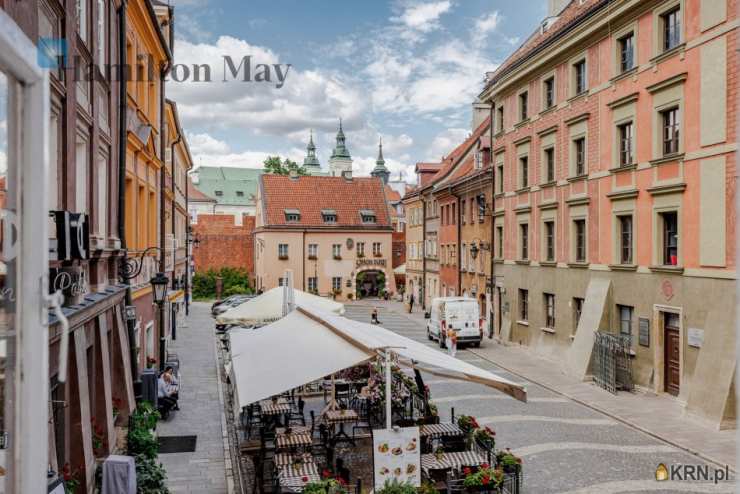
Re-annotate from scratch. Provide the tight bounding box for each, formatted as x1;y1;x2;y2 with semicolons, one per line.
278;255;289;260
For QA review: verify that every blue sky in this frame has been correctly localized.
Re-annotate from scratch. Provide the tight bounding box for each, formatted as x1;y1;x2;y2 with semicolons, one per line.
168;0;547;181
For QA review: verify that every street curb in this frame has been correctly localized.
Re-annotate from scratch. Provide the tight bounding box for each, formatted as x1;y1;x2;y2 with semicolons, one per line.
213;329;235;494
467;346;736;474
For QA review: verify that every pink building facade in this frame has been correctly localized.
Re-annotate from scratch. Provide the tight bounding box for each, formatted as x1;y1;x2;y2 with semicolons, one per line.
480;0;736;427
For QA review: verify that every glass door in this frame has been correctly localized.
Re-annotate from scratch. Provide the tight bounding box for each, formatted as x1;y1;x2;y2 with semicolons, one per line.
0;9;51;493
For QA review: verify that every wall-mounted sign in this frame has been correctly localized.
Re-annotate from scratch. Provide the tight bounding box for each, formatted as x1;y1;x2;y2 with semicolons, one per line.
50;211;90;261
638;318;650;347
346;238;354;250
49;267;89;304
356;258;386;269
661;279;674;301
688;327;704;348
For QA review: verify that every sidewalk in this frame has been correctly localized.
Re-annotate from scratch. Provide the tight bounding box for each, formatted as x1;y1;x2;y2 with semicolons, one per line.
157;302;231;493
351;298;737;471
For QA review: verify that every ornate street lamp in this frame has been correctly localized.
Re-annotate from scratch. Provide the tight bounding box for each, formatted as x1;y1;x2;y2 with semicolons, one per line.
151;272;170;305
470;242;480;260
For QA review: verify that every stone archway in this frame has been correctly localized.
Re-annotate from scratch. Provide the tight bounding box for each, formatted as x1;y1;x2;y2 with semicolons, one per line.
356;269;385;298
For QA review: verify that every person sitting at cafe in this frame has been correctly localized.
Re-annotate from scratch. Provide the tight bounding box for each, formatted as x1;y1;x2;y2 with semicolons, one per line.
158;371;179;411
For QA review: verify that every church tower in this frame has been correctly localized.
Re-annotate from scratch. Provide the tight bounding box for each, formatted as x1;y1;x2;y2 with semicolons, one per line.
302;130;322;175
370;137;390;184
328;119;353;176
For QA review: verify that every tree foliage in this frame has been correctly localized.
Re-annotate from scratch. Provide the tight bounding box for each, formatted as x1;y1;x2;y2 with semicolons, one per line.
263;155;308;175
192;267;252;300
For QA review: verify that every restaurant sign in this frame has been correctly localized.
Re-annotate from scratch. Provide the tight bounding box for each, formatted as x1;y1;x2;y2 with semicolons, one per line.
50;211;90;261
356;258;386;269
373;426;420;489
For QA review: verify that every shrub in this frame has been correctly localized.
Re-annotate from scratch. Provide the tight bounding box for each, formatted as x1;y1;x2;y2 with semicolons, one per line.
192;267;252;299
134;454;169;494
376;479;417;494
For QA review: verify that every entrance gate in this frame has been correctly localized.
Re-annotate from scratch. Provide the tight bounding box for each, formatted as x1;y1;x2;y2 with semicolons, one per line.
592;331;633;394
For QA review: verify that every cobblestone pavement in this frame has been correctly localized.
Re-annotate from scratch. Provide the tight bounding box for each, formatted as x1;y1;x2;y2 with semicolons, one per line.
344;302;736;494
158;302;229;493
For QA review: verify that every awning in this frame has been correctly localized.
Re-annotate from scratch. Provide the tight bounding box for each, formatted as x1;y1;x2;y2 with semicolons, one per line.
216;286;344;325
229;305;526;409
393;263;406;275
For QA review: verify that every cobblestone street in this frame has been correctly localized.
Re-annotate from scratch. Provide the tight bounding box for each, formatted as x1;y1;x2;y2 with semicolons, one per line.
158;302;230;493
344;302;736;494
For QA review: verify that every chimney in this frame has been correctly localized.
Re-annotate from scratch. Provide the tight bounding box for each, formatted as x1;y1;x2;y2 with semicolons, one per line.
342;170;352;181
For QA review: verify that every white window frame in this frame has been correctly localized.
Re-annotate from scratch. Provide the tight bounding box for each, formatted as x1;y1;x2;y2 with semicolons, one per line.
0;10;51;492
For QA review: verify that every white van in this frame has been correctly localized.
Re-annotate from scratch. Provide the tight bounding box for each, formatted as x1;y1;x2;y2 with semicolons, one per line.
425;297;483;348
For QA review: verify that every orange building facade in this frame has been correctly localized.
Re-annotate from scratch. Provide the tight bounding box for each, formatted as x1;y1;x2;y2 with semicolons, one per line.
480;0;736;427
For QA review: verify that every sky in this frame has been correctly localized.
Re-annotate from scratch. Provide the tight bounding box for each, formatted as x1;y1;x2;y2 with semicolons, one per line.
167;0;548;182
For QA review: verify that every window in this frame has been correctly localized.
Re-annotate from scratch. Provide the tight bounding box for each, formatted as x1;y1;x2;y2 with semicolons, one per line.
544;77;555;109
618;305;633;346
619;33;634;72
332;244;341;259
285;209;300;222
618;122;634;166
332;277;342;292
519;156;529;188
97;153;107;236
574;219;586;262
574;137;586;176
461;243;467;270
661;211;678;265
574;59;587;94
77;0;88;43
308;277;318;292
520;223;529;260
573;297;584;333
544;221;555;261
97;0;106;65
373;242;382;256
496;226;503;258
278;243;288;259
477;195;485;222
355;242;364;257
322;210;337;223
308;243;318;259
475;151;483;169
461;200;466;224
496;106;504;132
662;7;681;52
236;191;244;197
544;293;555;329
619;216;633;264
360;210;376;223
452;203;456;224
75;137;89;213
497;162;504;193
519;289;529;321
278;277;285;287
661;108;680;155
544;148;555;182
214;190;223;196
519;91;528;121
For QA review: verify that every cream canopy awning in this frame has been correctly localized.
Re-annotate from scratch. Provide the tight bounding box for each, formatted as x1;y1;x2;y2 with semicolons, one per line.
229;305;526;409
216;286;344;325
393;263;406;275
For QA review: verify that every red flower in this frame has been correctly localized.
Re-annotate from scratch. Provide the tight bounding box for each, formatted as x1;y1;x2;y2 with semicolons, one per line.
482;476;490;485
338;477;347;486
481;463;490;470
322;469;331;479
463;467;472;475
301;476;309;483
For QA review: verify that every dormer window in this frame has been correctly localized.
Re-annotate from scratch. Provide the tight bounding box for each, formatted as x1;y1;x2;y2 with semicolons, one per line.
474;151;483;170
322;209;337;223
236;191;244;197
214;190;223;197
360;209;376;224
284;208;301;222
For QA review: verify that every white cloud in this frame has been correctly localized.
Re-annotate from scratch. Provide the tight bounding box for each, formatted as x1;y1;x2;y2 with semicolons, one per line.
187;132;231;155
472;11;501;47
425;127;469;161
392;1;453;32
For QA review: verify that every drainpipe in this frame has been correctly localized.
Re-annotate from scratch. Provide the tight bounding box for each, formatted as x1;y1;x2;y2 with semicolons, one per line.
489;105;495;339
158;42;172;371
421;194;427;311
456;192;461;296
117;0;139;387
170;133;181;340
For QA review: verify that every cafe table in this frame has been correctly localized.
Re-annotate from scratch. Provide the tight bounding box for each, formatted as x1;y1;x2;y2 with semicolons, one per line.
278;462;321;492
275;426;313;450
324;409;358;445
420;451;486;475
419;423;464;439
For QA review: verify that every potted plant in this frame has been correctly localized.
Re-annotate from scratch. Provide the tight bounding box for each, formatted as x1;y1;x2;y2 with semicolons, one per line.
457;415;479;434
462;464;504;492
474;426;496;450
496;449;522;474
376;479;417;494
433;445;445;461
303;477;348;494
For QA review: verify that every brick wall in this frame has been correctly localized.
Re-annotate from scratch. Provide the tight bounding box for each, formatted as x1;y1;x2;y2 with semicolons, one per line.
192;214;255;274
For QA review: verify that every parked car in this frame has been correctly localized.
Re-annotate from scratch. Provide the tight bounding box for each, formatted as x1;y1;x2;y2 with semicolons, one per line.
211;294;252;316
426;297;483;348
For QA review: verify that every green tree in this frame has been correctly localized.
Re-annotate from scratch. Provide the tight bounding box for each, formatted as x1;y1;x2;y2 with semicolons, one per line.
263;155;308;175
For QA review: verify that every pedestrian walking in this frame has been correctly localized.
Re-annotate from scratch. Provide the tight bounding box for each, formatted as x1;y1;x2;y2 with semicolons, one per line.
448;330;458;358
408;293;415;313
371;307;380;324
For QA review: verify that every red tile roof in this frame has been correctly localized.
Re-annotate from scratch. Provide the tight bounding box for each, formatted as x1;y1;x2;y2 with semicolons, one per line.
485;0;605;89
415;162;442;173
188;177;216;202
428;116;491;187
384;184;402;202
260;175;391;228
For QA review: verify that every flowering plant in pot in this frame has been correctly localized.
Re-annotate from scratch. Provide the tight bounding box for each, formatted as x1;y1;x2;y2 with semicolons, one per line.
496;449;522;474
461;464;504;492
457;415;479;434
474;426;496;450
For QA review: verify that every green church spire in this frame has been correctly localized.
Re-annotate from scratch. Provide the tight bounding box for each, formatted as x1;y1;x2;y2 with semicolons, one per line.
371;136;390;184
331;118;351;159
303;129;321;170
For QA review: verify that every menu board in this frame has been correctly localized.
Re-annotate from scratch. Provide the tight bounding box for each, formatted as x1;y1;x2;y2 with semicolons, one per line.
373;427;421;489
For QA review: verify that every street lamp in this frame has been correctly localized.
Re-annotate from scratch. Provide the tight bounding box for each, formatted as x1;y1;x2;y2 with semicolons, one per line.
470;242;480;260
151;272;169;371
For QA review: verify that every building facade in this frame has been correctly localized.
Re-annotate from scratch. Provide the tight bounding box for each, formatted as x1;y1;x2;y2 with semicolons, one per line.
190;166;263;222
254;174;396;300
192;214;256;274
403;190;425;306
480;0;736;427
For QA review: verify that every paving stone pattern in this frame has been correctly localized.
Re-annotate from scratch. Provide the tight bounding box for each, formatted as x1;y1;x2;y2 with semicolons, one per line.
343;303;736;494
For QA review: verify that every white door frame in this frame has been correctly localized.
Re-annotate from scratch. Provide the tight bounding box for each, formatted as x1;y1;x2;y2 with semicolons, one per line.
0;9;50;493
